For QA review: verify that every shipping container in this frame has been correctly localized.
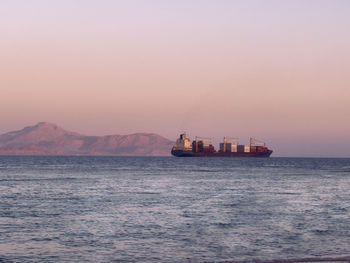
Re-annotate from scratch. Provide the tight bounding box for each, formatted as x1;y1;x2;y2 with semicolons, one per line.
237;145;245;152
232;145;238;152
203;144;215;153
244;146;250;152
192;141;205;152
202;139;210;148
220;143;238;152
227;143;237;152
256;146;266;153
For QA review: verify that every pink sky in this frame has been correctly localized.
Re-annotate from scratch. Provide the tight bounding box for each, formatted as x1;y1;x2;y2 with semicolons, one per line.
1;0;350;157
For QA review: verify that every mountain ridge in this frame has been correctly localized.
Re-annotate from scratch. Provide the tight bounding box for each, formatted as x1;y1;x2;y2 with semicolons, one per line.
0;122;174;156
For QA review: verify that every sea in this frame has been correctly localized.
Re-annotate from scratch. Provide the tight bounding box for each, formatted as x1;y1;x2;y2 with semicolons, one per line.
0;156;350;263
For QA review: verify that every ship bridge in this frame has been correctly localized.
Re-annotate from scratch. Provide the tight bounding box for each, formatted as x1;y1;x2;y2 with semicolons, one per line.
174;133;192;151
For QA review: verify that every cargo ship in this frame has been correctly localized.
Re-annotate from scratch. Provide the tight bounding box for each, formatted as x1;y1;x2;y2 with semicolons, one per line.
171;133;273;157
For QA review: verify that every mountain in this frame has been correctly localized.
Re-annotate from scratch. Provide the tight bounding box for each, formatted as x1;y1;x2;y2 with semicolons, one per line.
0;122;174;156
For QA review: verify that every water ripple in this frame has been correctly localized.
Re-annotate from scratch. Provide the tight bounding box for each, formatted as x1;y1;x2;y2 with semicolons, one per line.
0;156;349;262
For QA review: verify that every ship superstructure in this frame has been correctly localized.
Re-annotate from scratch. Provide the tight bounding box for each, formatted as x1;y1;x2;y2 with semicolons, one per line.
171;133;272;157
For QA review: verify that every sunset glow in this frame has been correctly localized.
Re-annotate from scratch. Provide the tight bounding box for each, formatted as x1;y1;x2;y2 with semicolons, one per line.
1;0;349;157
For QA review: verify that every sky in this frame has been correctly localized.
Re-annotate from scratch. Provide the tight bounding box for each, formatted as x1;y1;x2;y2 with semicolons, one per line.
1;0;350;157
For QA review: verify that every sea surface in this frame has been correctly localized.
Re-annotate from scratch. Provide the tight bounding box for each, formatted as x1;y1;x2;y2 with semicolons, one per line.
0;156;350;263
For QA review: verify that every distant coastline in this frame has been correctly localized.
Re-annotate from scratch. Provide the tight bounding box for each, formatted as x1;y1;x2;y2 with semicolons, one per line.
0;122;174;156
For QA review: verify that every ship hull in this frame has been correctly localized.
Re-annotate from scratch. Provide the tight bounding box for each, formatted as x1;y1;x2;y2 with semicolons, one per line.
171;149;272;158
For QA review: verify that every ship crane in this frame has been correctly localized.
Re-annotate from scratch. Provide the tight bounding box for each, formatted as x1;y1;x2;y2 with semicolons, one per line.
224;137;239;143
250;138;266;147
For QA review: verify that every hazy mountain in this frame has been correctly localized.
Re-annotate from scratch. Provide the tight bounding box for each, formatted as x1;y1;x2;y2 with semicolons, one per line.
0;122;174;156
